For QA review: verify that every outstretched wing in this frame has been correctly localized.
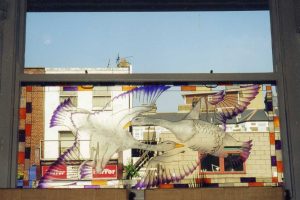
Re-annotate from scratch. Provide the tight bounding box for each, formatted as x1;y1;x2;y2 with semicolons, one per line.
38;141;81;188
50;98;91;136
135;147;201;189
105;85;171;127
79;135;119;179
185;85;260;130
102;85;171;112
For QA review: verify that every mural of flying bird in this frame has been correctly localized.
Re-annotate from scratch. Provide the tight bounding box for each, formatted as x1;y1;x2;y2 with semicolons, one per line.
38;85;186;188
129;85;260;189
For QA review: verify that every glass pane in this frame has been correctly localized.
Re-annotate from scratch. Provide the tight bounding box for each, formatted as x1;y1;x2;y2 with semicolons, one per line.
201;155;220;172
224;153;244;172
25;11;273;73
17;83;283;189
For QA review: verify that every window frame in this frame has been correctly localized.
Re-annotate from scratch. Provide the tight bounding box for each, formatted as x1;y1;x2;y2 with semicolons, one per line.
5;0;292;194
92;86;112;111
199;151;246;175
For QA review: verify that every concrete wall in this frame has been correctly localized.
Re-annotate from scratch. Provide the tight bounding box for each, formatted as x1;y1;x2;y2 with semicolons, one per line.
145;187;284;200
0;189;128;200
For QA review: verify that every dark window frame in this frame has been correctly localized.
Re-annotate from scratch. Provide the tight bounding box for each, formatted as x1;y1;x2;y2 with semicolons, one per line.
5;0;293;195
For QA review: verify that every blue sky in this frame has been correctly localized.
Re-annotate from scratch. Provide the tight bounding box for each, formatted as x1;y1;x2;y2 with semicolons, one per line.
25;11;273;112
25;11;273;73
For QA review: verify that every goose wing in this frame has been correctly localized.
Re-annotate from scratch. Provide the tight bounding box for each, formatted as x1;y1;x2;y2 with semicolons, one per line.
100;85;171;129
79;135;120;179
102;85;171;113
184;84;260;130
50;98;92;136
38;141;81;188
135;147;202;189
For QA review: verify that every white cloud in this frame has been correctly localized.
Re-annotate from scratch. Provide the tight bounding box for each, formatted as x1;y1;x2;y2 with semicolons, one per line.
42;34;52;45
43;38;52;45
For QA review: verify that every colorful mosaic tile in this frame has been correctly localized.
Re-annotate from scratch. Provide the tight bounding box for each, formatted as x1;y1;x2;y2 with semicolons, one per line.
271;156;277;166
18;152;25;164
25;147;31;159
269;132;275;145
26;102;32;113
63;86;78;91
240;177;256;183
18;130;25;142
19;108;26;119
18;142;25;152
25;124;32;137
248;182;264;187
18;119;25;130
181;86;196;91
26;86;32;92
275;140;282;150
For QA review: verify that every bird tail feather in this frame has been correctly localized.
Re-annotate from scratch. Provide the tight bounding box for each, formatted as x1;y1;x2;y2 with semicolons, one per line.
225;140;252;169
50;98;76;131
240;140;252;162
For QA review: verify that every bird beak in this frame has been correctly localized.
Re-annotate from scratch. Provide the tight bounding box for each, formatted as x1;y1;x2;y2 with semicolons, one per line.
123;121;132;129
175;143;185;148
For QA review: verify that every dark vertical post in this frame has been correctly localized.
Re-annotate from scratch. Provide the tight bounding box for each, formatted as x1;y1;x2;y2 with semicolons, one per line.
0;0;26;187
270;0;300;199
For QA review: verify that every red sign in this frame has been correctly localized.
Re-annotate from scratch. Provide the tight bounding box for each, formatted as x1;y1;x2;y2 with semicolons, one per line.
41;164;117;180
92;165;117;179
41;166;67;179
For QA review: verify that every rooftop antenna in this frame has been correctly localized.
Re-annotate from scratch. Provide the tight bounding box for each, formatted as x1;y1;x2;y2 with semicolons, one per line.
107;59;111;68
116;53;120;64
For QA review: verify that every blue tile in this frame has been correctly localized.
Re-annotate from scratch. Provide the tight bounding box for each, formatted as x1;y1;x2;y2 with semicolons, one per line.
240;177;256;183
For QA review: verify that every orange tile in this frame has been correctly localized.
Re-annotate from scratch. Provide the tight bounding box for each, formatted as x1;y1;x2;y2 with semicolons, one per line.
181;86;196;91
274;116;280;128
19;108;26;119
18;152;25;164
195;178;210;184
78;85;94;91
277;161;283;172
272;177;278;183
122;86;136;91
25;124;31;137
26;86;32;92
269;132;275;145
249;182;264;187
159;184;174;189
266;86;272;91
91;180;107;186
202;178;211;184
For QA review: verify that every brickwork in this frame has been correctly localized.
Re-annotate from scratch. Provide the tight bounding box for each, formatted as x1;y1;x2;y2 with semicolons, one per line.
18;68;45;188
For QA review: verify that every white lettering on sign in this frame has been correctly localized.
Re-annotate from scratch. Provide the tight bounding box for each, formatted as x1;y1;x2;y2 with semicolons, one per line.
100;169;116;175
49;170;65;176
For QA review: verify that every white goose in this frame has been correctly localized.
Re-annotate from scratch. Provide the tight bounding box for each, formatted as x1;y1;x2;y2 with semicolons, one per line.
39;86;184;188
128;85;259;188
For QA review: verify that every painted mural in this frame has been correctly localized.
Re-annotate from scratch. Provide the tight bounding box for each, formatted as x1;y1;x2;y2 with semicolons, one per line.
17;84;283;189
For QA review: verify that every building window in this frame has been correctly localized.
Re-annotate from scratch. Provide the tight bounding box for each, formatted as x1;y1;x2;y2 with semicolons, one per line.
224;153;244;172
92;86;111;110
59;131;79;159
59;87;78;106
201;154;221;172
200;152;245;174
